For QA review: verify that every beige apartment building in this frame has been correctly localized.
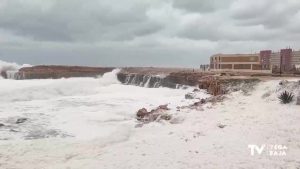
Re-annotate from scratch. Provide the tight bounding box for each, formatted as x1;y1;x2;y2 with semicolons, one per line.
210;48;300;73
210;53;269;72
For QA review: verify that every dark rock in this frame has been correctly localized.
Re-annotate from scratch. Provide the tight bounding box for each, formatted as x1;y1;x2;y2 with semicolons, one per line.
217;124;226;129
279;80;288;85
0;123;5;127
136;108;149;119
136;105;172;123
16;118;28;124
193;88;200;92
185;93;196;99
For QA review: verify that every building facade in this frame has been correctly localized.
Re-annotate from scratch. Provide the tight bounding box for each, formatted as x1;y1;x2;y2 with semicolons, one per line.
270;49;300;72
210;53;267;72
260;50;271;70
210;48;300;73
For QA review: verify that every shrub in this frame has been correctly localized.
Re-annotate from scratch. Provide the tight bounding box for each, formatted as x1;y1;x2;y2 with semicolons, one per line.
278;91;294;104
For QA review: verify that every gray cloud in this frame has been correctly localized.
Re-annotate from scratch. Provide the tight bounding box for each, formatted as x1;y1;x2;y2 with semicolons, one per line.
0;0;300;67
231;0;300;28
0;0;163;42
172;0;233;13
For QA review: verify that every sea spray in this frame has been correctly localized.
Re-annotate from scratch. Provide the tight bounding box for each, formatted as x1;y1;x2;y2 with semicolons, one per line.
98;69;121;86
0;60;31;79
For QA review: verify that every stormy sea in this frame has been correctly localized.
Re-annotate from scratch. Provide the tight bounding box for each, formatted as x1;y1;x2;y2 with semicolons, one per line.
0;60;299;169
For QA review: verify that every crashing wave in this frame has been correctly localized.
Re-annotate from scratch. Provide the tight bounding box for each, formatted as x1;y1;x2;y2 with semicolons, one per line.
117;73;184;89
98;69;121;86
0;60;31;79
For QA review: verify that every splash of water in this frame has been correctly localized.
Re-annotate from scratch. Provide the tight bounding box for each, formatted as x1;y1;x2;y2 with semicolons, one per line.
98;68;121;85
0;60;31;79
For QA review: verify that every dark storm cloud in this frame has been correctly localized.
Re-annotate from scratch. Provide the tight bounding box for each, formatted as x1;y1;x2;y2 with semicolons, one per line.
0;0;163;42
0;0;300;67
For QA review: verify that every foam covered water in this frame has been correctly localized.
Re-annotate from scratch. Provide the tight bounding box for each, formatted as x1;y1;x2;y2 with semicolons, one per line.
0;69;207;141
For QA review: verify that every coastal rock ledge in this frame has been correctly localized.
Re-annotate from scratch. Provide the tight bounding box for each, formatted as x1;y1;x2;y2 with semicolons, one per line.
16;65;115;79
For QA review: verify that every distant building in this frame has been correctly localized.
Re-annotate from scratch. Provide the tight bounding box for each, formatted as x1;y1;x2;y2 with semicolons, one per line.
210;48;300;73
210;53;267;72
260;50;272;70
270;49;300;72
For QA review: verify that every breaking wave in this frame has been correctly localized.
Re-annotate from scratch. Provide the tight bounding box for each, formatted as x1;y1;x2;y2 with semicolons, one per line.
0;60;31;79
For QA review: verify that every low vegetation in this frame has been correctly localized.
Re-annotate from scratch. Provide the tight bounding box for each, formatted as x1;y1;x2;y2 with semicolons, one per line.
278;91;294;104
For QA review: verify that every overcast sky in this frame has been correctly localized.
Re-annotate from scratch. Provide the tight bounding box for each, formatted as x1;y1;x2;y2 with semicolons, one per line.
0;0;300;67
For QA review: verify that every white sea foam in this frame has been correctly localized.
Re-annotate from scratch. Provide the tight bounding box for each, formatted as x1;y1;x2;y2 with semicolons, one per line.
0;64;299;169
0;68;208;141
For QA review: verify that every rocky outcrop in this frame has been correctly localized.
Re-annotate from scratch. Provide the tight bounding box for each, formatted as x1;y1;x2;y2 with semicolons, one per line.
117;73;183;88
164;72;205;86
119;72;260;97
117;68;214;88
136;104;171;123
118;69;260;95
199;77;260;96
17;65;115;79
117;71;212;88
117;73;171;88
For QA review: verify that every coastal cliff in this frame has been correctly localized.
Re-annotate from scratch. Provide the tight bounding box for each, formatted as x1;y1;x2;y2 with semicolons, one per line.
17;65;114;79
117;68;260;95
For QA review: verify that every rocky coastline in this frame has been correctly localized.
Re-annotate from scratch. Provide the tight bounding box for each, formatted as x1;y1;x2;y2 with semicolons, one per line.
1;65;261;96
